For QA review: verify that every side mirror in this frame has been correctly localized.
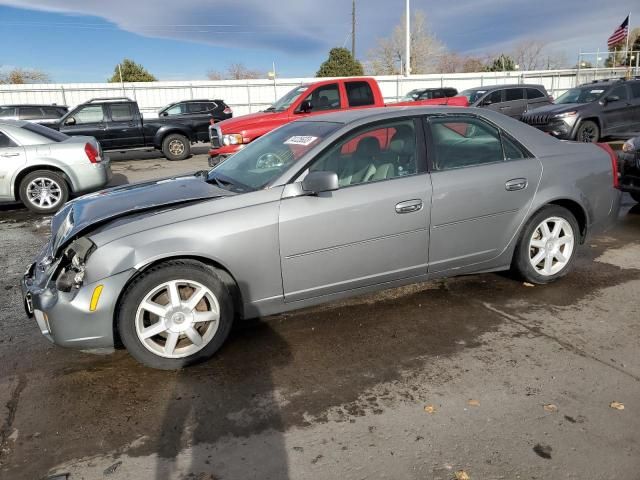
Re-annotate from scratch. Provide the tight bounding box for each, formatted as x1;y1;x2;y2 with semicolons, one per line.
301;171;338;194
482;99;493;106
297;100;313;114
161;111;169;117
64;117;76;126
605;95;620;103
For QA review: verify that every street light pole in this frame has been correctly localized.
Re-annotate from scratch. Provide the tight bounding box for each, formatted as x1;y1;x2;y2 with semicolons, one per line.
405;0;411;77
351;0;356;58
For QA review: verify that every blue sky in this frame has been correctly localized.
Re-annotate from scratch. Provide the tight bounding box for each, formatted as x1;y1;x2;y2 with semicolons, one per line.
0;0;637;82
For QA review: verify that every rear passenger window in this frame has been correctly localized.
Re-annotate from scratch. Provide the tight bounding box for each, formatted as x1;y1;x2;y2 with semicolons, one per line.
429;117;504;170
0;131;17;148
502;134;528;160
346;81;375;107
505;88;525;101
110;104;134;122
609;85;629;101
42;107;64;117
526;88;545;99
187;102;210;113
19;107;44;120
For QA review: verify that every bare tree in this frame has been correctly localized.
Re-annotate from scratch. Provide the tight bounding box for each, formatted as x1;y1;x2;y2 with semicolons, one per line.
226;63;262;80
206;70;224;80
461;56;488;73
366;10;445;75
511;41;568;70
0;67;50;84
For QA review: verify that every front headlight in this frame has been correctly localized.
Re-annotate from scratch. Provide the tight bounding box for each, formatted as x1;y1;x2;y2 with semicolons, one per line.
553;111;577;119
622;139;637;153
222;134;243;146
55;238;95;292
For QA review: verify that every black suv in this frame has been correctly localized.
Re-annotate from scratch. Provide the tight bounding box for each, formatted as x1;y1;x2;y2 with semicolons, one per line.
521;78;640;142
158;99;232;122
402;87;458;101
458;84;552;118
0;104;68;126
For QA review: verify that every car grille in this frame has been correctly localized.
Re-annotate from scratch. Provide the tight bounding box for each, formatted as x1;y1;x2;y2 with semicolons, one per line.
210;125;222;148
521;113;553;126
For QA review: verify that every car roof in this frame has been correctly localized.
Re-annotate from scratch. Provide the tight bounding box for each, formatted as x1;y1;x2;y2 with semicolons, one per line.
299;106;479;125
0;104;67;108
464;84;544;92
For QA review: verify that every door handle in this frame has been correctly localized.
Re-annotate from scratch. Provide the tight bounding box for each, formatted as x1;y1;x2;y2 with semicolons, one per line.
395;199;423;214
505;178;527;191
0;153;20;157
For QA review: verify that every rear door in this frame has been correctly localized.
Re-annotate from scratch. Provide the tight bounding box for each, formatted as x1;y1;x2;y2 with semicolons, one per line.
426;114;542;273
187;102;217;141
279;117;430;302
345;81;377;109
602;84;632;135
478;89;504;113
61;104;108;144
106;103;144;148
0;129;26;199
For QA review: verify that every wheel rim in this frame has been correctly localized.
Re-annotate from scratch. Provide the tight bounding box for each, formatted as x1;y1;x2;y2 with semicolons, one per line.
168;139;185;156
135;279;220;359
26;177;63;209
528;216;575;276
580;126;596;142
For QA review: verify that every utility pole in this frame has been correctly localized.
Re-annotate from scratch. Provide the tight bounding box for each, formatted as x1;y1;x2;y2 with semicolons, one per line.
405;0;411;76
351;0;356;58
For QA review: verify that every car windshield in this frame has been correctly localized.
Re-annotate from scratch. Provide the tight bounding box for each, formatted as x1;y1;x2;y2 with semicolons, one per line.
555;87;606;104
265;85;309;112
460;89;487;104
402;89;422;101
208;121;341;190
21;122;69;142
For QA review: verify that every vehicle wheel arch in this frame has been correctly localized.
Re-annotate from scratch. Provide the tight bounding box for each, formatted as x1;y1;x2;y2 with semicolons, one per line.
521;198;588;245
573;117;601;140
154;127;194;148
13;165;72;201
112;255;244;348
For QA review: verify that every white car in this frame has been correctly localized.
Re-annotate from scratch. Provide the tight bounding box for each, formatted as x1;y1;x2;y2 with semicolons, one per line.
0;120;111;213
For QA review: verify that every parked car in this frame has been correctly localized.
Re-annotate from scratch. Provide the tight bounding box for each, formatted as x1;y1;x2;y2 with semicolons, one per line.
0;104;68;126
0;120;111;213
401;87;458;101
618;136;640;202
208;77;468;165
23;106;620;369
520;78;640;142
56;97;216;161
158;99;232;123
458;84;552;118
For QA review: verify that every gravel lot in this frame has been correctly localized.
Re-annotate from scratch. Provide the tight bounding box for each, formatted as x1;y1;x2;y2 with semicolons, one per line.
0;151;639;479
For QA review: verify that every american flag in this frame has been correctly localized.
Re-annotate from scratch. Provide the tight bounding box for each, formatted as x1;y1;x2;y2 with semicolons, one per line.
607;15;629;47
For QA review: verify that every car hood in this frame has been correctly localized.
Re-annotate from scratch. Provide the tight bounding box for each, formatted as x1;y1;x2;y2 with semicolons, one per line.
217;110;288;133
50;174;229;255
522;103;584;116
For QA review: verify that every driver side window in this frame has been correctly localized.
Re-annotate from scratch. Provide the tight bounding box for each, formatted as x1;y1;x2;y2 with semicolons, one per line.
309;119;418;187
303;84;341;112
73;105;105;124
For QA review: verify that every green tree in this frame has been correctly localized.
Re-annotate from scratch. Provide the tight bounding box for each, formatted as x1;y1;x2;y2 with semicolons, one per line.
316;47;364;77
108;59;157;82
485;54;516;72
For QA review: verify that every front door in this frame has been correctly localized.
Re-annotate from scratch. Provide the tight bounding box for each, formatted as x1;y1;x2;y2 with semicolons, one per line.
61;105;108;144
500;88;527;117
279;117;430;302
426;115;542;273
106;103;144;148
602;84;632;135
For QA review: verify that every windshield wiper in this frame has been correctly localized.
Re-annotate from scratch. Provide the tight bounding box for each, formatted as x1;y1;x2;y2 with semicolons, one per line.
207;172;254;193
264;106;276;112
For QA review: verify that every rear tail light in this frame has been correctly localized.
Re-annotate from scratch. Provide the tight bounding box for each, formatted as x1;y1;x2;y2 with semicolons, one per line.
223;106;232;115
84;143;100;164
595;143;619;188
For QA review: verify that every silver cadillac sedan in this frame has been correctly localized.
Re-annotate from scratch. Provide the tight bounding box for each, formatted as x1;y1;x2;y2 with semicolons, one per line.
22;107;621;369
0;120;111;213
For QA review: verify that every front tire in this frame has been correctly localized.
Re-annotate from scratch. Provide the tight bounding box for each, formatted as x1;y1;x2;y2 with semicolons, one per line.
118;260;234;369
575;120;599;143
19;170;69;214
512;205;579;284
162;134;190;161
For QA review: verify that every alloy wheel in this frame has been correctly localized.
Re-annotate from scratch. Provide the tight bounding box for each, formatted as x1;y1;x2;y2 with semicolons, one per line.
168;139;185;156
26;177;63;209
135;279;220;358
528;216;575;276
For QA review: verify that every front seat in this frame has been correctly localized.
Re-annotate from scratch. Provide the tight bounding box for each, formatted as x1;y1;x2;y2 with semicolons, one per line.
316;95;330;110
340;137;378;186
386;125;416;176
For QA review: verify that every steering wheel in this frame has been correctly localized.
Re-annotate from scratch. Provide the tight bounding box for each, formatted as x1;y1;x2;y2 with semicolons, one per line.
256;151;287;169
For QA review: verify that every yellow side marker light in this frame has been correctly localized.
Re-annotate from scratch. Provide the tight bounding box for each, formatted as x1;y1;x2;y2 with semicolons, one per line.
90;285;104;312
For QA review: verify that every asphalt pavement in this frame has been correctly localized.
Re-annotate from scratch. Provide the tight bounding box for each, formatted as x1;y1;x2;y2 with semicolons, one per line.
0;151;639;480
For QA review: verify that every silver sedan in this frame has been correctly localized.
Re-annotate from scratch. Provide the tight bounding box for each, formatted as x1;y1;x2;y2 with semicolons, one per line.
0;120;111;213
23;107;620;369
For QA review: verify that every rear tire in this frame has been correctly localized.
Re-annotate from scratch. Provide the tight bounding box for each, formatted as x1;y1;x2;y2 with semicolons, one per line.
162;134;190;161
631;192;640;203
118;260;234;370
575;120;599;143
512;205;579;284
18;170;69;214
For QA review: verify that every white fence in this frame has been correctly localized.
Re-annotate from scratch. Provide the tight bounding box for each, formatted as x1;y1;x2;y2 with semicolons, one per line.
0;68;631;118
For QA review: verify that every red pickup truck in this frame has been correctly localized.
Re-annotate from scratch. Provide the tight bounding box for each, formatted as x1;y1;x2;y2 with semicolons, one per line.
208;77;468;165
